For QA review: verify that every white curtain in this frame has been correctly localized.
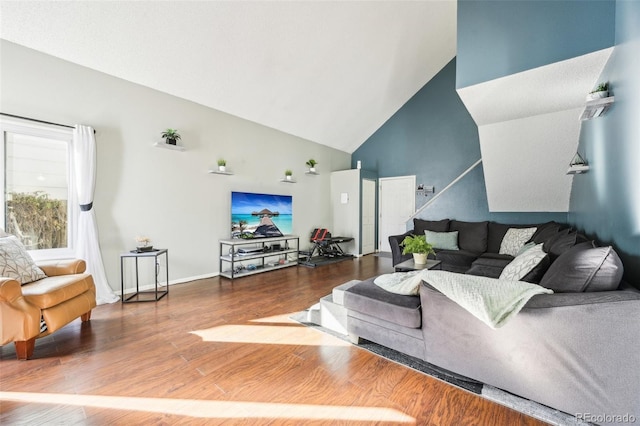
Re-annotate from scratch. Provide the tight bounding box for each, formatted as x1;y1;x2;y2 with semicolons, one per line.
73;125;119;304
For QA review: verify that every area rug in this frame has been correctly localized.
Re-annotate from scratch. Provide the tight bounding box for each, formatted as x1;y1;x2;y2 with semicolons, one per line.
291;310;587;426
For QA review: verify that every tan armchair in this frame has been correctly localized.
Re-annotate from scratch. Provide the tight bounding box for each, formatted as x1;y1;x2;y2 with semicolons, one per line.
1;259;96;360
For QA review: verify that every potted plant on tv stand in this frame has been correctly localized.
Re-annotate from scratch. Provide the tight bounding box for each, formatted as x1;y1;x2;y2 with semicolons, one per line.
401;234;435;265
161;128;181;145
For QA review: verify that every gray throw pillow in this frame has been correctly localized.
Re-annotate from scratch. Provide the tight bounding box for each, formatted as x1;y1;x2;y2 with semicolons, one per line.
450;220;488;254
540;242;624;292
425;230;459;250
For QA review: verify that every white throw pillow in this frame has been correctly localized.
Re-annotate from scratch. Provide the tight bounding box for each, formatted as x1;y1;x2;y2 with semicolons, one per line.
499;227;537;257
500;243;546;281
0;236;47;284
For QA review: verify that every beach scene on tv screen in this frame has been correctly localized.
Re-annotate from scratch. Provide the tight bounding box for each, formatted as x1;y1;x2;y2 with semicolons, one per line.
231;192;293;238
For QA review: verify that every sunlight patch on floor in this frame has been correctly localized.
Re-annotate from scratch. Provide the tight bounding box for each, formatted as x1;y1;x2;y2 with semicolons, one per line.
0;392;415;422
190;323;350;347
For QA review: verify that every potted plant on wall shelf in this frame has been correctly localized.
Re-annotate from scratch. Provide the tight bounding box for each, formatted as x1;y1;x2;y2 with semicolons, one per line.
588;82;609;100
401;234;435;265
285;169;293;181
306;159;317;173
161;128;181;145
217;159;226;172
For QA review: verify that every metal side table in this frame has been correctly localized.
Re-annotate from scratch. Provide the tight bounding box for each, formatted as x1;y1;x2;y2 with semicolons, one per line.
120;249;169;302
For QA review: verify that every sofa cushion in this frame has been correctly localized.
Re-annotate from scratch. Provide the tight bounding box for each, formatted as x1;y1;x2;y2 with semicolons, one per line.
413;218;450;236
499;227;538;257
529;222;562;245
466;257;512;278
435;249;479;273
343;277;422;328
0;236;47;285
540;242;624;292
425;230;459;250
21;274;94;309
500;243;547;281
450;220;488;254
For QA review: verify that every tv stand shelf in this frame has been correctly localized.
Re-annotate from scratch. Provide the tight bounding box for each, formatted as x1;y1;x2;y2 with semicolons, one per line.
219;235;299;279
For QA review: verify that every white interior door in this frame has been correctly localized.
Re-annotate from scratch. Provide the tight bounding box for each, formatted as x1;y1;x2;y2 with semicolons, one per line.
361;179;376;255
378;176;415;252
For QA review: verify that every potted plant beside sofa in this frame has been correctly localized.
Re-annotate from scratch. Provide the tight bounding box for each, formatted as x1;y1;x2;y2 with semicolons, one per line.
401;234;435;265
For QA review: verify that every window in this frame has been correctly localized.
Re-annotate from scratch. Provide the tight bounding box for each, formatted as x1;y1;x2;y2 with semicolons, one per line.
1;118;76;260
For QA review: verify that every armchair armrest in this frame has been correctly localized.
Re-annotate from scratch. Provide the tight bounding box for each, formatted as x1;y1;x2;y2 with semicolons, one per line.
389;230;414;266
0;277;23;303
37;259;86;276
1;277;41;345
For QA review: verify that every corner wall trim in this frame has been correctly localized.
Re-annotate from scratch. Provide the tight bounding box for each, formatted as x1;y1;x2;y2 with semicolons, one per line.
408;159;482;222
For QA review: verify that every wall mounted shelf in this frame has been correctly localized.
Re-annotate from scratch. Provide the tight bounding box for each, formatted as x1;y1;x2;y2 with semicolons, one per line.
580;96;614;121
153;142;185;151
305;170;319;175
567;164;590;174
208;170;233;175
280;178;296;183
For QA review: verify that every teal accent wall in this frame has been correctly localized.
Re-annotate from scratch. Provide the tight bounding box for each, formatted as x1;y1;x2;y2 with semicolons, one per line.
457;0;616;88
569;0;640;286
352;58;566;227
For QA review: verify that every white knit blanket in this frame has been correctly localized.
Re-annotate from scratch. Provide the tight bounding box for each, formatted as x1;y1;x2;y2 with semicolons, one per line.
374;270;553;329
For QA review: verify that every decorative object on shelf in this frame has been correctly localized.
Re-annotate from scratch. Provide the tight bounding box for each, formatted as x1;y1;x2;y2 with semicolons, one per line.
217;159;227;172
567;152;590;175
580;96;615;121
305;159;317;173
285;169;293;181
135;235;153;252
161;128;181;145
356;160;362;169
587;82;609;100
401;234;435;265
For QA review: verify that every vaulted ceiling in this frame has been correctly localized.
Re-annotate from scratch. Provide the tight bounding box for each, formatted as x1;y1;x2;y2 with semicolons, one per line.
0;1;457;153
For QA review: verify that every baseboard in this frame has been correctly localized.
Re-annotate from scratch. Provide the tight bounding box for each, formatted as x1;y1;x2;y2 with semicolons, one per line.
119;272;219;295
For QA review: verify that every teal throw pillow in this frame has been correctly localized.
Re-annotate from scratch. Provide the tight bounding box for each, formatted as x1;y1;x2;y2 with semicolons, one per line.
425;230;459;251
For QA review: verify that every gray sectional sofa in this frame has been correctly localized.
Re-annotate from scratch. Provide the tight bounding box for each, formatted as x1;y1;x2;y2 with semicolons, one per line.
343;218;640;424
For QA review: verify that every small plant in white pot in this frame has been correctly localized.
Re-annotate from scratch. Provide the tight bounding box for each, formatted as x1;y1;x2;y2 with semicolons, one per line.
401;234;435;265
588;82;609;100
285;169;293;180
306;159;317;173
217;159;226;172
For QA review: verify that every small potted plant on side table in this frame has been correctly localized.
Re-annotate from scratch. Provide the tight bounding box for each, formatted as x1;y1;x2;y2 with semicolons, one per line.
161;128;181;145
135;236;153;252
401;234;435;265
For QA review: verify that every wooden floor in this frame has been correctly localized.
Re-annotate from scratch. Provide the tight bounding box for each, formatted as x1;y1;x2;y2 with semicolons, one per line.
1;255;548;425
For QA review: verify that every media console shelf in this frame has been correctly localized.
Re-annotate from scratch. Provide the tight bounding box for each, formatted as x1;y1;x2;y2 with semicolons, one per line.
219;235;299;279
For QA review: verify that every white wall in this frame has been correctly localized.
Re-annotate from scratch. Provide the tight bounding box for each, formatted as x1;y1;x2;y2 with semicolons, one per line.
0;40;351;291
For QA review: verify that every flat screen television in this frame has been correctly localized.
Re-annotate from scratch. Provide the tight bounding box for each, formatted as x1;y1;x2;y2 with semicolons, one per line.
231;191;292;238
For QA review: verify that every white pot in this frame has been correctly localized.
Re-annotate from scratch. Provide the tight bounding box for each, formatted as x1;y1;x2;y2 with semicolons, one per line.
413;253;427;265
309;167;316;173
286;175;292;180
587;91;608;100
218;165;226;172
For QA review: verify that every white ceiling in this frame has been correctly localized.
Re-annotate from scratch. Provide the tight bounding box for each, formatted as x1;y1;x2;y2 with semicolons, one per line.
0;1;457;154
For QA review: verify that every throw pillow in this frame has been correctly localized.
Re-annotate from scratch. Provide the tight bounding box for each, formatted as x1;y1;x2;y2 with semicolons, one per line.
0;236;47;284
449;220;488;254
413;219;450;236
425;230;459;250
499;227;537;257
540;242;624;292
516;241;537;257
499;243;547;281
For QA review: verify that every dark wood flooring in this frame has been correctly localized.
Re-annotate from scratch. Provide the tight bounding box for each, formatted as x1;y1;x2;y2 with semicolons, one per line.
1;255;547;425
